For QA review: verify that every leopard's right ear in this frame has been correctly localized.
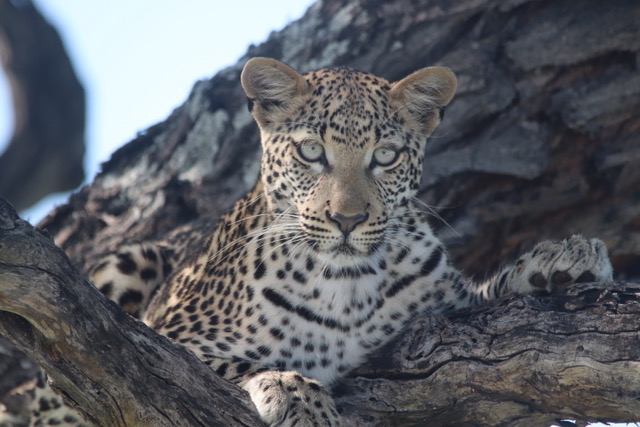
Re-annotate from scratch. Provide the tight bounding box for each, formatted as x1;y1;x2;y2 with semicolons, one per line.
389;66;457;136
241;58;309;126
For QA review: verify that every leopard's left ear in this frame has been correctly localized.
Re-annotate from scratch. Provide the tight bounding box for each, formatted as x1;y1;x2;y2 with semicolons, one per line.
389;67;457;135
241;58;309;127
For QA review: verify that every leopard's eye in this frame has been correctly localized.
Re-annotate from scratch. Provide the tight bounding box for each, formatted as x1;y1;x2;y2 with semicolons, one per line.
372;147;400;167
297;143;325;163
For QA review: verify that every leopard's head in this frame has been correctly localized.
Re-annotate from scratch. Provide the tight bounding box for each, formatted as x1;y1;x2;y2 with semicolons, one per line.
242;58;456;268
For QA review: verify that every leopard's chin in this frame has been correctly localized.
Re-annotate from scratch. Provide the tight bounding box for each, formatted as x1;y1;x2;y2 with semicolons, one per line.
312;242;376;269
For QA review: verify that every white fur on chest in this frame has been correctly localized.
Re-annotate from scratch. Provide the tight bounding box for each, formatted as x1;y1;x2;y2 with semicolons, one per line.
250;225;446;384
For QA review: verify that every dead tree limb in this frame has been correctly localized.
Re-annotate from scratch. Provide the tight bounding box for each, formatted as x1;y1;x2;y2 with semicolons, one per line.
0;198;263;426
338;283;640;426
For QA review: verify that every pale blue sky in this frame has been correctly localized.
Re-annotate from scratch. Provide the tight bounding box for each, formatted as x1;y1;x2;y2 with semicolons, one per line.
0;0;312;222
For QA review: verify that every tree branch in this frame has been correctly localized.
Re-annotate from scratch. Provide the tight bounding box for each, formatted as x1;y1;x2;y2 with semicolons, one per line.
338;283;640;425
0;198;263;426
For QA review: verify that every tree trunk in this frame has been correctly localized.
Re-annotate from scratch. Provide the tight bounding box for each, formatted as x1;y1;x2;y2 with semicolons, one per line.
0;0;85;211
1;0;640;424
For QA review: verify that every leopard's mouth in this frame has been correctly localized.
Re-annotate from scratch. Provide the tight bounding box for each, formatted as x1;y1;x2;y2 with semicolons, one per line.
304;229;382;267
334;242;359;255
312;241;373;268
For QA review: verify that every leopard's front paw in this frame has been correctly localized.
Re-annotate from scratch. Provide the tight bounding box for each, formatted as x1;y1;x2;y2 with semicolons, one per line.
506;235;613;295
242;371;341;427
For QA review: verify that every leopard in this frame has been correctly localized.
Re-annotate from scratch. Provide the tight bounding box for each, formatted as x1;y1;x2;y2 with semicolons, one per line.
19;57;613;427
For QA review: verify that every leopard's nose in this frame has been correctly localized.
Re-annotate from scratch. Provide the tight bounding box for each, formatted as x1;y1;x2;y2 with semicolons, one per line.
326;211;369;236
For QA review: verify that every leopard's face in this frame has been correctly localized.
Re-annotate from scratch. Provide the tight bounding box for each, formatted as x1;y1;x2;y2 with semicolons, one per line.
259;71;423;267
242;59;457;268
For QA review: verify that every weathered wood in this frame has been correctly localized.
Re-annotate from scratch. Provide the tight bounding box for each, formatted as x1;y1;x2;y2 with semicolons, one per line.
339;283;640;426
0;198;263;426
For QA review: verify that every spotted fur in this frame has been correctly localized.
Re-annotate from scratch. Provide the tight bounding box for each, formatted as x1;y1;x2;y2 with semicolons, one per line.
24;58;613;426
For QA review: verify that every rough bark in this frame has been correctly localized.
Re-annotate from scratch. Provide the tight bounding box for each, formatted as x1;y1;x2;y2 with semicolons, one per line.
0;0;85;211
339;283;640;426
1;0;640;424
33;0;640;281
0;198;263;426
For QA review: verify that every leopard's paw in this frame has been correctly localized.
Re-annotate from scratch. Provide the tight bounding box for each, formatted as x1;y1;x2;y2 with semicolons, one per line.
504;235;613;295
242;371;341;427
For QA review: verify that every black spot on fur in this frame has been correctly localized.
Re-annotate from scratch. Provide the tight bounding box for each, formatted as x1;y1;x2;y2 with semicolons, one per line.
118;290;143;307
529;272;547;288
270;327;285;340
116;252;137;275
419;246;443;276
552;270;572;285
142;247;158;262
257;345;272;356
576;271;595;283
38;397;51;412
245;350;261;360
254;260;266;279
293;270;307;284
236;362;252;374
99;281;113;297
216;363;229;377
216;342;230;352
140;267;157;281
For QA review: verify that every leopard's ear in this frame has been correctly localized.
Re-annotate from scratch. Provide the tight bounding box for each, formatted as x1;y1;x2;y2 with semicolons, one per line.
389;67;457;136
241;58;309;125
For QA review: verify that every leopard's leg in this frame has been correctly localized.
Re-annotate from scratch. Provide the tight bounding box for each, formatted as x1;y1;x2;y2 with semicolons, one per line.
90;243;172;318
191;348;342;427
475;235;613;301
27;243;171;427
200;356;341;427
428;235;613;313
242;371;340;427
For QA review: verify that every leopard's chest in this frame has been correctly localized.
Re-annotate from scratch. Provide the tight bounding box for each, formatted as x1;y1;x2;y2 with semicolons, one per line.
152;209;447;385
227;238;443;384
246;272;388;384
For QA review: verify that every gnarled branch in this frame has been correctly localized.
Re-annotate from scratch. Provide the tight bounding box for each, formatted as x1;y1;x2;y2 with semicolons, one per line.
0;198;263;426
339;283;640;425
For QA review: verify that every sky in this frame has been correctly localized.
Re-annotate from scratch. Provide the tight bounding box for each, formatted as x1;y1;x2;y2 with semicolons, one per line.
0;0;313;223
